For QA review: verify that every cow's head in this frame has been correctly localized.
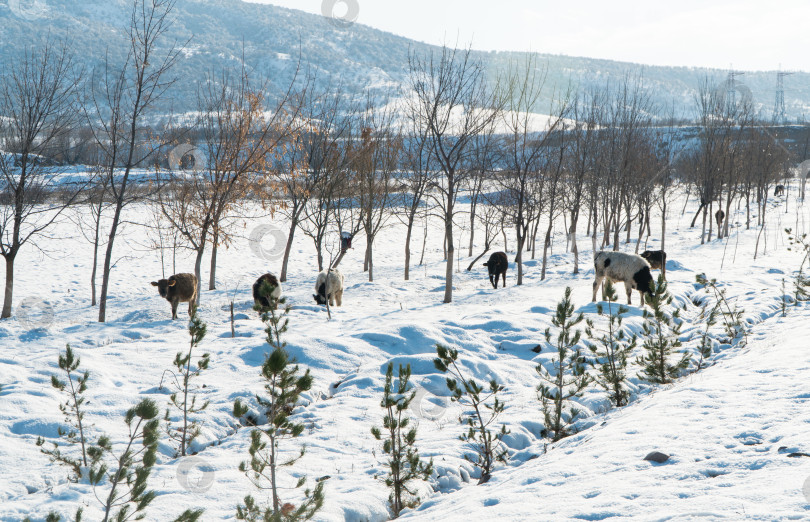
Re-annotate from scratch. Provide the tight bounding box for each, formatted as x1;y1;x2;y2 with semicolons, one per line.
633;267;654;296
151;278;176;299
313;282;327;305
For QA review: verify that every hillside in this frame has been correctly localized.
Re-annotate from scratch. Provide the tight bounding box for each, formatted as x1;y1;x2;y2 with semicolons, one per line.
1;0;809;118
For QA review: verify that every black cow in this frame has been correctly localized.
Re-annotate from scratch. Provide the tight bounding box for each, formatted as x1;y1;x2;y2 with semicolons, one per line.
640;250;667;278
253;273;282;312
483;252;508;289
775;184;785;196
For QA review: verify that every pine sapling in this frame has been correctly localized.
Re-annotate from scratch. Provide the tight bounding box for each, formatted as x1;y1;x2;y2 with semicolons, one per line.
786;231;810;304
37;344;91;482
254;279;290;351
693;296;719;372
537;287;591;441
371;363;434;517
794;269;810;304
585;281;636;407
164;308;210;457
87;399;166;522
696;273;747;345
233;308;323;521
434;344;509;484
637;276;690;384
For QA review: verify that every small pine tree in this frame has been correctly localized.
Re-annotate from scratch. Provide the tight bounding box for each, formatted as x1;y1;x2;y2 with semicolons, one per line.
254;279;290;351
371;363;434;517
696;273;747;345
88;399;163;522
165;308;210;457
693;296;719;372
537;287;591;441
637;276;690;384
37;344;91;482
234;307;323;521
585;281;636;407
794;270;810;304
434;344;509;484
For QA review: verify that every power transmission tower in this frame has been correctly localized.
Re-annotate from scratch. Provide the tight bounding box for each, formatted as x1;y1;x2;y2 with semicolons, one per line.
726;68;745;108
773;69;793;124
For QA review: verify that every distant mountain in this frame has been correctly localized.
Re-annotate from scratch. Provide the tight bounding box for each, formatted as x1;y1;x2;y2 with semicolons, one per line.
1;0;809;120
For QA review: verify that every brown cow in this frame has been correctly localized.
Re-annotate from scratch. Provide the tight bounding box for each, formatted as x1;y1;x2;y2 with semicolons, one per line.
151;273;197;319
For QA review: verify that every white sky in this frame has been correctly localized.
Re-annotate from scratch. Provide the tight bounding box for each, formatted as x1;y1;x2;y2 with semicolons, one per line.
248;0;809;72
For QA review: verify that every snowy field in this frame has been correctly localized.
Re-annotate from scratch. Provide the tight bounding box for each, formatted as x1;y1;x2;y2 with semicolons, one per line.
2;184;810;521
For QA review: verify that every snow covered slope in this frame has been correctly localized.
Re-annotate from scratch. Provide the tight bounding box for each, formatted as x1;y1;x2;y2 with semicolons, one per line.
2;0;810;117
1;183;809;520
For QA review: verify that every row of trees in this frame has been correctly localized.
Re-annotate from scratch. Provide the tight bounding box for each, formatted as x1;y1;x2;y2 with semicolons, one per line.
0;0;802;323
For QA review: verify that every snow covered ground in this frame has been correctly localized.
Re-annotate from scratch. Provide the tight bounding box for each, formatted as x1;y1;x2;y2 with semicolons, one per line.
1;184;810;521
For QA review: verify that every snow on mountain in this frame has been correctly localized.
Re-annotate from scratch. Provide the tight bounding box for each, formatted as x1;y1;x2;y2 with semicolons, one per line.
1;0;809;118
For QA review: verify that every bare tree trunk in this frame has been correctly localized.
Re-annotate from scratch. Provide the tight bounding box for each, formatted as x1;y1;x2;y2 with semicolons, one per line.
571;218;580;275
209;229;218;290
91;217;100;306
404;219;413;280
444;205;454;303
419;214;428;266
98;200;124;322
194;247;204;305
661;199;667;253
541;221;553;280
468;208;476;257
515;236;524;285
366;234;374;282
700;204;707;245
280;219;297;283
2;256;14;319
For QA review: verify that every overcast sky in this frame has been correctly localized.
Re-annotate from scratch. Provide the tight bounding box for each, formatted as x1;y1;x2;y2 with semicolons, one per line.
248;0;808;72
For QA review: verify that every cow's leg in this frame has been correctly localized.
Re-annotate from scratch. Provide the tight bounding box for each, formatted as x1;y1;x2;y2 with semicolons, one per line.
625;282;633;305
188;300;194;317
592;275;603;302
172;300;179;320
638;290;645;306
501;272;506;288
490;274;496;289
336;289;343;307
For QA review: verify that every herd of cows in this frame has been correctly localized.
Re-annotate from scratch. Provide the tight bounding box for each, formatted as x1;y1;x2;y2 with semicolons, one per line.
149;249;668;320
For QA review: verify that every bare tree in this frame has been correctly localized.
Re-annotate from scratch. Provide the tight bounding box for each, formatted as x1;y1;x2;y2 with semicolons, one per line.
159;65;298;302
499;56;567;283
298;89;353;272
408;45;502;303
399;104;433;281
564;89;601;274
0;38;82;319
89;0;183;322
356;94;401;282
